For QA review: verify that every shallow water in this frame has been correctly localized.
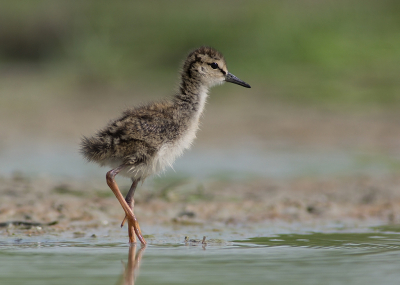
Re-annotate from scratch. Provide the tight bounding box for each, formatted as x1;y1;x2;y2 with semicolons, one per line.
1;225;400;285
1;141;399;180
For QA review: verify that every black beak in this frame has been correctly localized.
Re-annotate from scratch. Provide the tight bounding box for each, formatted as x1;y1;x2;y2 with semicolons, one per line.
225;72;251;88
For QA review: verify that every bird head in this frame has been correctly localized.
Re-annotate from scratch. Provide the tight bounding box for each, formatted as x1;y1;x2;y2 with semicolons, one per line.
183;46;251;89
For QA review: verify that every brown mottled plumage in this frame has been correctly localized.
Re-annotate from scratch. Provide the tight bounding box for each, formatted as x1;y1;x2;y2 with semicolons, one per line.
80;46;251;245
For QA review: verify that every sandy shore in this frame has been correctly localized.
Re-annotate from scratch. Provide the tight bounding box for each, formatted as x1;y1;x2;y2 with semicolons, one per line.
1;172;400;238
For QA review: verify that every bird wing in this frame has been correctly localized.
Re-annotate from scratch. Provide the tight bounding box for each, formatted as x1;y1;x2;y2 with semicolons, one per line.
106;104;180;145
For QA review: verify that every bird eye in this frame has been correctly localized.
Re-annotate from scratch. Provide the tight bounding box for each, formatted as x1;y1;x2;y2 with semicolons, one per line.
210;62;218;69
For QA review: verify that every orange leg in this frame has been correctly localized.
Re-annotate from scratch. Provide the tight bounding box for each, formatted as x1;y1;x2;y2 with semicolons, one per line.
106;166;146;245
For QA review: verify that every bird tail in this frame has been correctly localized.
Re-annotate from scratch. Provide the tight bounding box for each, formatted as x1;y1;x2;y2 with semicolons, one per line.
80;136;111;163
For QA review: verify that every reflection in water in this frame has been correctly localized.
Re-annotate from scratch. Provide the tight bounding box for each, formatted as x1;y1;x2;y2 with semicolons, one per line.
117;245;146;285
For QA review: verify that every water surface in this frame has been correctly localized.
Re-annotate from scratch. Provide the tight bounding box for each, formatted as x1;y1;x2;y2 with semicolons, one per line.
1;226;400;285
1;141;399;180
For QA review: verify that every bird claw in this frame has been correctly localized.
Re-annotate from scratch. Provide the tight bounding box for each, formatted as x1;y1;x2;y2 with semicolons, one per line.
121;214;128;228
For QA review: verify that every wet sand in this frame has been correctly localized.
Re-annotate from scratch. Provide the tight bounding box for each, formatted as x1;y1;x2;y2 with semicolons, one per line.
1;172;400;238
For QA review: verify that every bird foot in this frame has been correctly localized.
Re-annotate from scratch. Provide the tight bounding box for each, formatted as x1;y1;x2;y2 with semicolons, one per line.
125;210;146;245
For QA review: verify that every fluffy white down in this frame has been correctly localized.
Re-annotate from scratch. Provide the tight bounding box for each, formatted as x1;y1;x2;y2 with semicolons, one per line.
151;87;209;176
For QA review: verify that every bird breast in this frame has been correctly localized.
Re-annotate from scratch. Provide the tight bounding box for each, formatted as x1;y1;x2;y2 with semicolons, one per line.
153;117;199;171
152;88;208;174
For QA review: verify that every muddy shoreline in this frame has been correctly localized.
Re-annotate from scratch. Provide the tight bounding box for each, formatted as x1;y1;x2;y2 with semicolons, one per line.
1;172;399;239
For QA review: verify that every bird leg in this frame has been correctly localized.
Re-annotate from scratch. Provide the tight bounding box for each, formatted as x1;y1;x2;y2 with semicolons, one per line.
106;166;146;245
120;179;139;228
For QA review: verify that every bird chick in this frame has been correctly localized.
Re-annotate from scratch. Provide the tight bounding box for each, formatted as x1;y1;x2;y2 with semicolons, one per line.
81;46;251;245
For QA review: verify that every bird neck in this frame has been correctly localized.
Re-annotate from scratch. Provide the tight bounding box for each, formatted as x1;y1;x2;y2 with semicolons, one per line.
174;74;209;115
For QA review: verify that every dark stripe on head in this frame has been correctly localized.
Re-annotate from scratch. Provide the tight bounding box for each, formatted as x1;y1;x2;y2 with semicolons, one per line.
206;62;226;75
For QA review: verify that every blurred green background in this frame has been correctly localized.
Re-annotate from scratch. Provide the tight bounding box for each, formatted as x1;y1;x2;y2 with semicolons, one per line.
1;0;399;108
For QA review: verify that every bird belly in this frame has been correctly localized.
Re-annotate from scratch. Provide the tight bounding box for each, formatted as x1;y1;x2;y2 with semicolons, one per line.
101;118;199;180
98;122;199;180
152;116;200;175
